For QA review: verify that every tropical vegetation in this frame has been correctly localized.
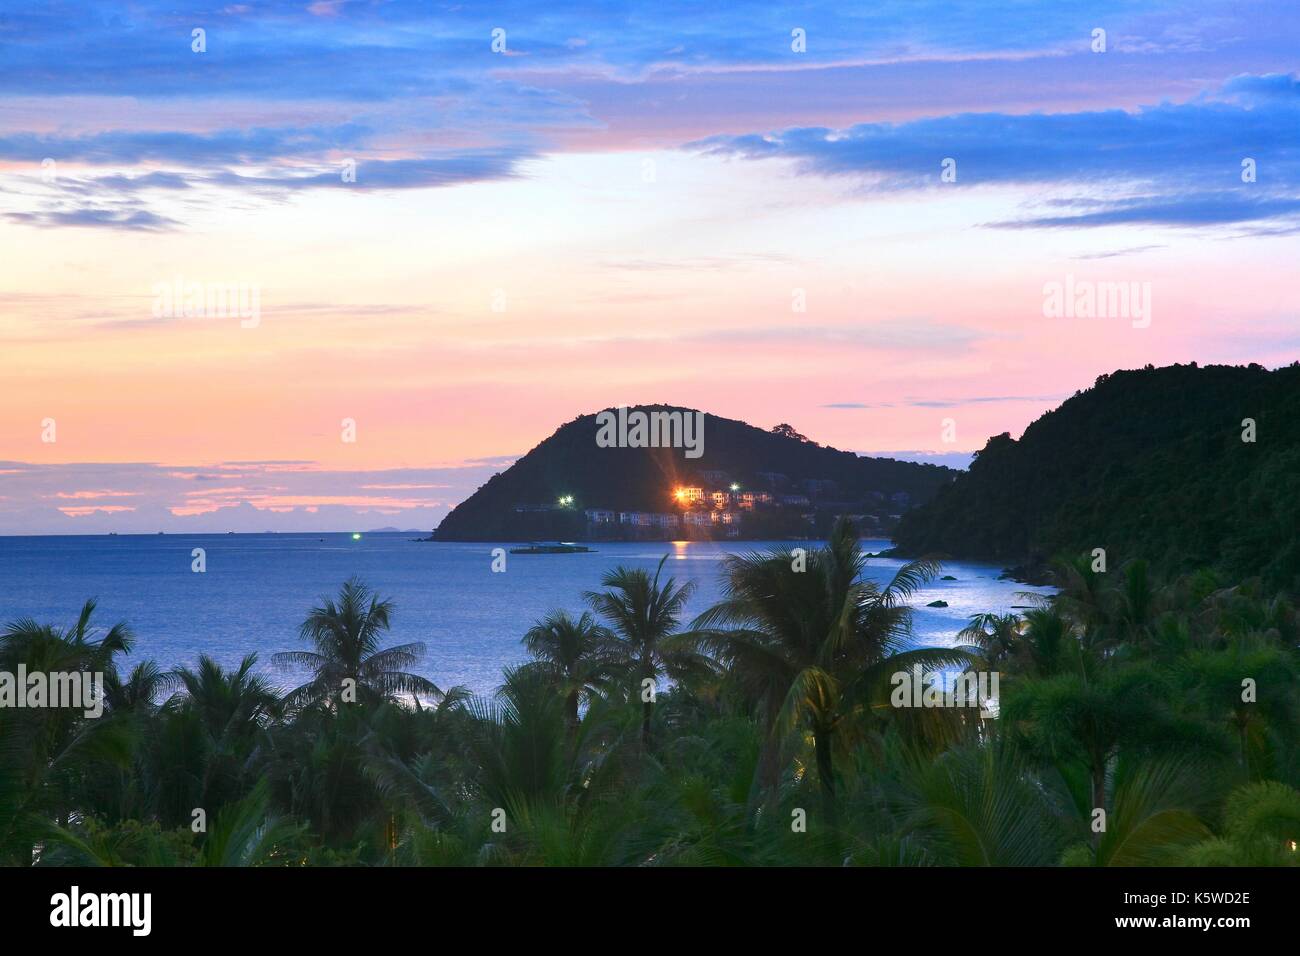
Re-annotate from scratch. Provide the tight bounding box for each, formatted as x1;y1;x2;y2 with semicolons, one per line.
894;362;1300;590
2;520;1297;866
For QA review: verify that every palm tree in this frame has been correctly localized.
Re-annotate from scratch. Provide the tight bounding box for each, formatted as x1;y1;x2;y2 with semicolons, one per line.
521;610;618;734
0;703;132;865
459;666;632;865
164;654;279;743
1;597;133;685
1112;559;1158;647
688;518;970;830
0;600;135;861
894;737;1063;866
156;653;279;818
103;660;169;714
1060;757;1217;866
1000;664;1221;853
1019;606;1084;677
1178;641;1299;777
584;556;712;747
464;666;574;820
1180;780;1300;866
273;576;440;710
1049;553;1111;648
957;612;1023;669
195;779;304;867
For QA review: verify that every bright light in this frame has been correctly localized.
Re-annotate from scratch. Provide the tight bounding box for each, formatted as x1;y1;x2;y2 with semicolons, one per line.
351;532;362;540
729;483;740;491
558;495;574;506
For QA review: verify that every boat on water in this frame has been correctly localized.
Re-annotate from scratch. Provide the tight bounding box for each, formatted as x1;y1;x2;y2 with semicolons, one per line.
509;541;594;554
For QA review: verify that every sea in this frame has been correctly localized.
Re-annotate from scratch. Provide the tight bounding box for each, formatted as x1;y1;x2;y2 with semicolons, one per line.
0;533;1052;697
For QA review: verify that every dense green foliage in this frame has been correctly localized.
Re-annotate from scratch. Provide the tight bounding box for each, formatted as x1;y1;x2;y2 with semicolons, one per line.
894;363;1300;590
2;522;1298;866
434;405;954;540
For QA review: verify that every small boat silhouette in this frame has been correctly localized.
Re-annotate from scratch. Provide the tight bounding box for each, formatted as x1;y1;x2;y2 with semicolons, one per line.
509;541;593;554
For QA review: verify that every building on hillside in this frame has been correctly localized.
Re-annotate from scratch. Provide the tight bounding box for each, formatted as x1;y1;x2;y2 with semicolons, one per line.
673;486;705;505
585;509;615;525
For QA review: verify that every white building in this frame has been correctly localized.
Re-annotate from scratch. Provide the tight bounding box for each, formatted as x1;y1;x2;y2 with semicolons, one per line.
673;486;705;504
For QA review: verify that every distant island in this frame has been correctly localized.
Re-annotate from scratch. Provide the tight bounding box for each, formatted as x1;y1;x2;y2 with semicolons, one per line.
430;406;956;542
893;362;1300;589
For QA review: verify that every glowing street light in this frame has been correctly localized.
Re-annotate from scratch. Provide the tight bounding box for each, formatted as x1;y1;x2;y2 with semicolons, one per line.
729;483;740;492
558;495;574;507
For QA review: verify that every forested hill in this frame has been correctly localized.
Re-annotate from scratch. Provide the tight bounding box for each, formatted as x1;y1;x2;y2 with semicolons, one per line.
432;406;955;540
892;362;1300;589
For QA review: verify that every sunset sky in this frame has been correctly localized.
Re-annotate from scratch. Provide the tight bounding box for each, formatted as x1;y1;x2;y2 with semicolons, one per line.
1;1;1298;532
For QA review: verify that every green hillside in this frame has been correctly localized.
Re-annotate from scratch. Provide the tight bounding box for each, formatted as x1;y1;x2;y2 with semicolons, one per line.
893;362;1300;589
433;405;955;540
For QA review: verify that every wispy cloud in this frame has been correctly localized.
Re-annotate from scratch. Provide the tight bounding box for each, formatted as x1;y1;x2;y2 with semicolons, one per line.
1071;244;1166;259
1;145;533;231
3;207;178;231
690;74;1300;231
0;461;499;534
987;195;1300;230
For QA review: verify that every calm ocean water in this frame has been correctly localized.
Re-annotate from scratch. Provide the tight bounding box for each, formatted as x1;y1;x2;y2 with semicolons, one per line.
0;533;1052;696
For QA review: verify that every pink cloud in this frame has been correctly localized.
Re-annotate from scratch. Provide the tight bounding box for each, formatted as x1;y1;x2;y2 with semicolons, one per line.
50;489;141;499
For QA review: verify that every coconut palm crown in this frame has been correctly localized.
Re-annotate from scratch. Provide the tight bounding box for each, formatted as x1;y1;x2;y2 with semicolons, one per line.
273;576;440;710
